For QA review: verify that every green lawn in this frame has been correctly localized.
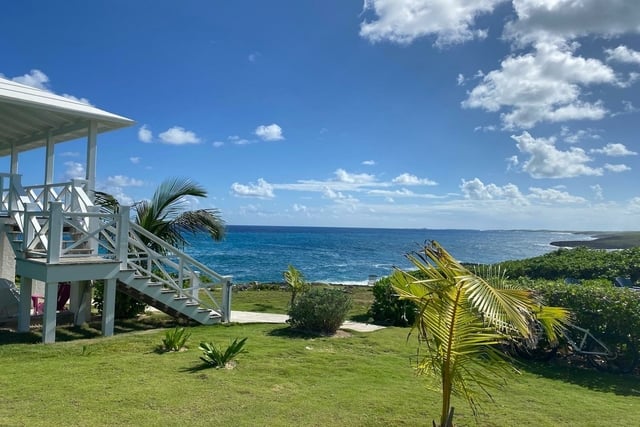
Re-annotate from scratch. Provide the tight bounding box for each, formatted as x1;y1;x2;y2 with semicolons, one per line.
0;319;638;426
231;285;374;321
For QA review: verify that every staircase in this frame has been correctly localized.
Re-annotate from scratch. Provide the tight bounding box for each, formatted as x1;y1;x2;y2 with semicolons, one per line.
0;174;231;325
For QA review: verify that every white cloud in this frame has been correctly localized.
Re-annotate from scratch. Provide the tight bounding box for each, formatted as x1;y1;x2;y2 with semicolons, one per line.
460;178;528;205
129;157;141;164
63;161;85;180
392;173;437;186
6;69;91;104
457;73;466;86
213;141;225;148
59;151;80;157
512;131;603;178
362;160;376;166
359;0;504;46
11;69;49;90
230;178;275;199
591;184;604;201
506;0;640;46
590;143;637;156
255;124;284;141
463;42;615;129
158;126;201;145
528;187;586;204
229;135;251;145
560;127;600;144
292;203;307;213
334;169;376;184
605;45;640;65
604;163;631;173
106;175;144;187
248;52;261;62
138;125;153;143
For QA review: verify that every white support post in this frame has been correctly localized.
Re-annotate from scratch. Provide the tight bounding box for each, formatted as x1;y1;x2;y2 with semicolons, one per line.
102;278;116;337
221;278;233;322
17;277;33;332
47;202;64;263
70;281;92;325
10;144;18;174
117;206;130;269
87;205;100;254
42;281;59;344
44;130;54;209
86;121;97;201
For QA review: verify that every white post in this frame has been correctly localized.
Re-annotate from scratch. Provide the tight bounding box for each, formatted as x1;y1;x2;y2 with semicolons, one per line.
17;277;33;332
117;206;130;269
10;144;18;174
86;121;97;201
70;281;92;325
47;202;64;263
102;278;116;337
221;278;233;322
42;281;59;344
44;130;54;209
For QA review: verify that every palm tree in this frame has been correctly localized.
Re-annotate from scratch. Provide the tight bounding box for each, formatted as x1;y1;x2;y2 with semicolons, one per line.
97;177;225;251
391;241;569;427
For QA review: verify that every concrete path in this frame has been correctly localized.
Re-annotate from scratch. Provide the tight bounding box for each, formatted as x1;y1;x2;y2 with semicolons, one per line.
230;311;385;332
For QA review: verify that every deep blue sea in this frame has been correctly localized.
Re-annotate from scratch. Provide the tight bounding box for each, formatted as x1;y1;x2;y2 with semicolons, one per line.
184;226;587;285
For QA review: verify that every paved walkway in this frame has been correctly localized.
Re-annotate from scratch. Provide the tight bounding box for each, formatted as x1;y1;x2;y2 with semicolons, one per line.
230;311;385;332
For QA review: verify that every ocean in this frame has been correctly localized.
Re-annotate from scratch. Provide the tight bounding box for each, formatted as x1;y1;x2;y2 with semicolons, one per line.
183;226;586;285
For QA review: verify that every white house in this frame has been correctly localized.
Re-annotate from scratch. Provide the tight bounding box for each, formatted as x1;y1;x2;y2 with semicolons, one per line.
0;77;231;343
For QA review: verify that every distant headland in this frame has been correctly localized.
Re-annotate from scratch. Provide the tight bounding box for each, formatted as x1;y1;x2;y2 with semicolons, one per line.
551;232;640;249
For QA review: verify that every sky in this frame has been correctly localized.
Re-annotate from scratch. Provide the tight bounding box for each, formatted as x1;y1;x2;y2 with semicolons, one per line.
1;0;639;230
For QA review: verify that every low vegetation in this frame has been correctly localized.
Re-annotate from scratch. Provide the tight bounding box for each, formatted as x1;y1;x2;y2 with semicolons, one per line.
161;326;191;352
198;337;248;369
0;322;638;426
287;288;352;334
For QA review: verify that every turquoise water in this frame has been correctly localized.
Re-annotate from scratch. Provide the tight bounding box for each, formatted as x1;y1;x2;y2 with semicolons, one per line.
184;226;584;285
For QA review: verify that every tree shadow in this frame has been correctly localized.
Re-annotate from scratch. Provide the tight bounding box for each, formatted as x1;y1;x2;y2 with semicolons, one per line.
519;360;640;397
267;326;336;340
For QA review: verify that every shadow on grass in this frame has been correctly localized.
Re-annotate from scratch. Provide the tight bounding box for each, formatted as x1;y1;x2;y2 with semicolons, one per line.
267;326;336;340
0;314;182;345
519;360;640;397
246;303;280;313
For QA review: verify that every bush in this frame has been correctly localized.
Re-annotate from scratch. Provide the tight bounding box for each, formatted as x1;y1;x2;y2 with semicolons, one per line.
288;288;352;334
498;247;640;281
162;327;191;352
369;276;417;326
199;337;248;369
532;280;640;373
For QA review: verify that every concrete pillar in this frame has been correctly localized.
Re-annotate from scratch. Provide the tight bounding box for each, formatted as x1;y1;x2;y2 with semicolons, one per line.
102;278;116;337
42;281;59;344
0;232;16;281
70;281;92;325
17;277;32;332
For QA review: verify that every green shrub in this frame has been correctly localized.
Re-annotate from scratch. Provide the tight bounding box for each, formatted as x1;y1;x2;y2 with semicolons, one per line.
288;288;352;334
532;280;640;373
162;327;191;352
199;337;248;368
368;276;417;326
499;247;640;281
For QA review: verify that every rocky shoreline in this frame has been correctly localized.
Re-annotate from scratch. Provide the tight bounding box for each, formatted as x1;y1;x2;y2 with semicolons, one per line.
551;232;640;250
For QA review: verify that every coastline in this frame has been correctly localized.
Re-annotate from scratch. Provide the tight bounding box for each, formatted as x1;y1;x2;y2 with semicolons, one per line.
551;231;640;250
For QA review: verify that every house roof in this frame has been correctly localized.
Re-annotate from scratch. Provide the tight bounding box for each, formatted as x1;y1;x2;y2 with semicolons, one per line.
0;76;134;157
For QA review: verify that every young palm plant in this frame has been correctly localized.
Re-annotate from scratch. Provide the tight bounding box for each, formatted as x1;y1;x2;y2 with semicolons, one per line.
391;241;569;427
283;265;309;306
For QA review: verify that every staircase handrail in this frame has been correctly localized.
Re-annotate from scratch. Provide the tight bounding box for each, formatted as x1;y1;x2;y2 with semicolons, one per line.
126;222;230;315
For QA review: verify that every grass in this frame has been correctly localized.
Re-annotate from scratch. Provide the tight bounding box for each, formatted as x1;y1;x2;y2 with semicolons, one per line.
231;284;374;321
0;319;639;426
1;287;638;426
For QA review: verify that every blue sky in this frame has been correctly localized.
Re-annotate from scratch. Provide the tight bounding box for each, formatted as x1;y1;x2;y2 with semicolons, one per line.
1;1;639;230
